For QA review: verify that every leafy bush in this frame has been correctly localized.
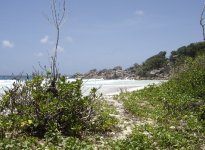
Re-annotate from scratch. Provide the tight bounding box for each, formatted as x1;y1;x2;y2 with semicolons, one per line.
0;74;118;141
0;135;95;150
109;128;152;150
126;51;169;78
132;55;205;111
115;55;205;149
143;51;167;70
170;56;205;99
170;42;205;64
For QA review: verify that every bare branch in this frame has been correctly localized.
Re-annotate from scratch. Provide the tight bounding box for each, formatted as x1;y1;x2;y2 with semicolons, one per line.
59;0;66;25
200;2;205;41
48;0;67;83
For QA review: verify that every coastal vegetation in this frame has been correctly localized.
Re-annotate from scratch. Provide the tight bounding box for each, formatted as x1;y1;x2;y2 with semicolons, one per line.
113;54;205;149
0;74;118;149
130;41;205;79
0;42;205;149
0;0;119;149
1;0;205;149
73;41;205;80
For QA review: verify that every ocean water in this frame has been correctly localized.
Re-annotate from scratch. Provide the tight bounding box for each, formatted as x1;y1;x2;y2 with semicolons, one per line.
0;78;164;96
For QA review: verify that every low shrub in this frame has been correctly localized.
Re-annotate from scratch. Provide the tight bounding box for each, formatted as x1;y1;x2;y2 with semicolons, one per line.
0;74;118;142
114;55;205;149
109;128;152;149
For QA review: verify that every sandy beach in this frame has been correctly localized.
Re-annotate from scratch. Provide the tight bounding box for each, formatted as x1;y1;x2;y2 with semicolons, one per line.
0;79;165;96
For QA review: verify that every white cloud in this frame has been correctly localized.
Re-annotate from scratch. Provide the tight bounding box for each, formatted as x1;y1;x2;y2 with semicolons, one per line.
66;36;73;43
40;35;49;44
2;40;14;48
35;52;44;57
134;10;144;16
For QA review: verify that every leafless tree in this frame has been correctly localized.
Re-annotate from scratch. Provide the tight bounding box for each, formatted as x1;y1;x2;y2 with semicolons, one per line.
200;2;205;41
47;0;67;86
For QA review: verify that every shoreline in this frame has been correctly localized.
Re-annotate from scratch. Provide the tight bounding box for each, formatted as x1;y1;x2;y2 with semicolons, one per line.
104;86;145;96
0;79;166;97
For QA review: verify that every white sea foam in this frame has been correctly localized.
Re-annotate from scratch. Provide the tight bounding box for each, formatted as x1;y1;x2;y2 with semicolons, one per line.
0;80;15;94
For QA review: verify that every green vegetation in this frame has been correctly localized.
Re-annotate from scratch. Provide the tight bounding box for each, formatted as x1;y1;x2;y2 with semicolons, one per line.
142;51;167;71
1;42;205;149
114;54;205;149
0;74;118;149
127;51;169;78
170;42;205;64
138;51;168;76
128;41;205;78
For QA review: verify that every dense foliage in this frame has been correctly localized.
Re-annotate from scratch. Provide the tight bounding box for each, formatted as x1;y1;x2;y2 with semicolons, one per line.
170;42;205;64
115;55;205;149
1;42;205;149
126;51;168;78
0;74;118;149
142;51;167;71
139;51;168;76
127;42;205;78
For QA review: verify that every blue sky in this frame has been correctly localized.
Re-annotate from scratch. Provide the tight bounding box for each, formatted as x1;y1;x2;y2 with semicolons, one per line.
0;0;204;75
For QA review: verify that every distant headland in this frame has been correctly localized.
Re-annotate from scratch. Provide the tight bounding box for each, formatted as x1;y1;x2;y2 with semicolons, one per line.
71;41;205;80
